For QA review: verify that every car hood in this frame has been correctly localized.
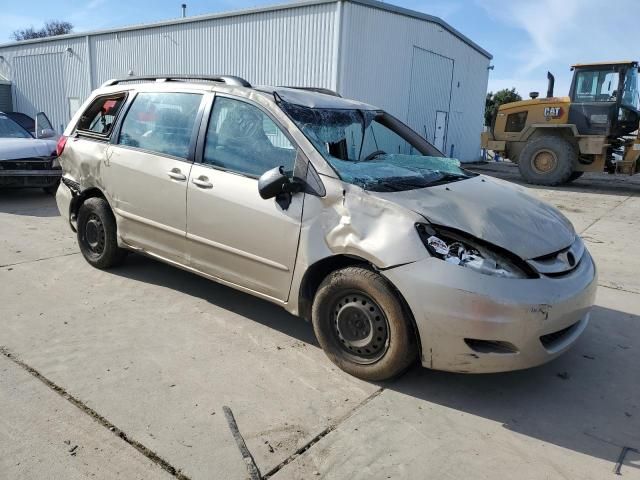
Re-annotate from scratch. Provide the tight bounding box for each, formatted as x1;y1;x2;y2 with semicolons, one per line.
369;175;575;260
0;137;57;160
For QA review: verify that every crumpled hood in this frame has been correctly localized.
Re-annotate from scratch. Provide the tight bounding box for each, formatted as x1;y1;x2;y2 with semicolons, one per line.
370;175;575;260
0;138;57;160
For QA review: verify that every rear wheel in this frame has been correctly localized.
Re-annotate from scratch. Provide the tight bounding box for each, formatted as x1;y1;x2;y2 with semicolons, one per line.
77;197;127;269
518;135;577;186
312;267;417;381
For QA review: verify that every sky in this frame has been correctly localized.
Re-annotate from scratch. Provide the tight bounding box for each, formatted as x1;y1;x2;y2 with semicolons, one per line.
1;0;638;97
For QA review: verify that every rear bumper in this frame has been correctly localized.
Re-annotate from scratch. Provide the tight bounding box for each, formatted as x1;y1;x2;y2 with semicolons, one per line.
55;181;75;230
0;169;62;187
382;250;597;373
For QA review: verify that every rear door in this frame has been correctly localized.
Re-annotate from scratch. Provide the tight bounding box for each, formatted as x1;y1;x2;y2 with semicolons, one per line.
105;90;205;263
186;95;304;300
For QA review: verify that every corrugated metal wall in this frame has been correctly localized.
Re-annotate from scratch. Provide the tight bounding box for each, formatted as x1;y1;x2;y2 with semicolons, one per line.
0;3;338;134
0;36;91;132
89;3;338;88
0;0;490;161
339;2;490;162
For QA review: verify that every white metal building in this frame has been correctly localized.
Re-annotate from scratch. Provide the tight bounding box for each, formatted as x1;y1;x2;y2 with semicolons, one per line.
0;0;491;161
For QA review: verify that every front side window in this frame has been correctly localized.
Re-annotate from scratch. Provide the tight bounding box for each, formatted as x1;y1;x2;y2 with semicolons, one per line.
118;92;203;159
574;70;619;103
203;97;296;177
0;114;32;139
77;93;127;136
281;103;473;192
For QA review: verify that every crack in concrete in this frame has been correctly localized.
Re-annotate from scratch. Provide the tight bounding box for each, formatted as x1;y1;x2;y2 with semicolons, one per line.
0;346;191;480
598;283;640;295
0;251;79;269
579;194;636;235
262;388;384;479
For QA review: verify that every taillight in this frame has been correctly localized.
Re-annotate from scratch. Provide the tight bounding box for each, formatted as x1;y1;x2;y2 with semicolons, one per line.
56;135;68;156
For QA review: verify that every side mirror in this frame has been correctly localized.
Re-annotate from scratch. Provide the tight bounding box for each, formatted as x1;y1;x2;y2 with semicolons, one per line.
38;128;57;139
35;112;55;139
258;166;302;210
258;166;295;199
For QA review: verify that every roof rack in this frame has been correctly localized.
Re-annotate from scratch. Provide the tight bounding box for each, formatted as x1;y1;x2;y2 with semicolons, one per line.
100;75;252;88
283;87;342;97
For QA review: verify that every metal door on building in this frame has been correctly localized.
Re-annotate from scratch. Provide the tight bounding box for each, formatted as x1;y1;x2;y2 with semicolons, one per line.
434;110;448;152
407;46;454;154
14;53;67;133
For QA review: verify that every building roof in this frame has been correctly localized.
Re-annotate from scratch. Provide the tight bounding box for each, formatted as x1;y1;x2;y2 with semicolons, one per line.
0;0;492;59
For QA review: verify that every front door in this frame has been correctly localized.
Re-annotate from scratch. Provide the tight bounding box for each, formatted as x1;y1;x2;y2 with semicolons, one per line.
186;95;303;301
105;91;204;263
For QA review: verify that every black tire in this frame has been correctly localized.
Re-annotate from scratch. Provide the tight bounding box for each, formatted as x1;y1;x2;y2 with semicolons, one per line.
77;197;127;269
518;135;577;186
312;267;417;381
566;171;584;183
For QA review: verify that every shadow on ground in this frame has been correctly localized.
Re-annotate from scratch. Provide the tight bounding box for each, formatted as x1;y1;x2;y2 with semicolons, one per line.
110;253;317;346
0;189;60;217
109;253;639;470
468;162;640;197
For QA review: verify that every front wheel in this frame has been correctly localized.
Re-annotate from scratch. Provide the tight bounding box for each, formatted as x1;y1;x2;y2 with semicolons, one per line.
518;135;577;186
77;197;127;269
312;267;417;381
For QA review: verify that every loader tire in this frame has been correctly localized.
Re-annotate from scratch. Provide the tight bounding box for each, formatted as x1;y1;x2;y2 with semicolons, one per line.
518;136;577;186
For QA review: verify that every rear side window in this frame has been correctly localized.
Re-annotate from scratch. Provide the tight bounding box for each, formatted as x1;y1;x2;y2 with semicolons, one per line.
77;93;127;136
118;92;203;159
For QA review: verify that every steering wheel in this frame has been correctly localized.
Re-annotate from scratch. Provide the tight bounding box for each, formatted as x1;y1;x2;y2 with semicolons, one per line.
361;150;387;162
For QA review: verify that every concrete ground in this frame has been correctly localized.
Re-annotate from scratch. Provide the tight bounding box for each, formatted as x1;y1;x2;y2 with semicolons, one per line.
0;165;638;480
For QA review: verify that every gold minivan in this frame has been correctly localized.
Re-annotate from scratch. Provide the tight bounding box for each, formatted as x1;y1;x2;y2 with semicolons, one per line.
56;76;597;380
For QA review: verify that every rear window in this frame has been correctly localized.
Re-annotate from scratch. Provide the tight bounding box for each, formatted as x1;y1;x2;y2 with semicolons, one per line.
77;93;127;136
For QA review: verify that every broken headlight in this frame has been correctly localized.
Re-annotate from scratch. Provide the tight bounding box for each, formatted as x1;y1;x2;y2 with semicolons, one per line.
416;224;535;279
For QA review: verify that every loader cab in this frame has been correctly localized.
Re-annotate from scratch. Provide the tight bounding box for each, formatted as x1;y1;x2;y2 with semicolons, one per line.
568;61;640;137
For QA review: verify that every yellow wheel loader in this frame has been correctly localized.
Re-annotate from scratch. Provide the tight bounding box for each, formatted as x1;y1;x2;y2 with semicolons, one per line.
482;61;640;185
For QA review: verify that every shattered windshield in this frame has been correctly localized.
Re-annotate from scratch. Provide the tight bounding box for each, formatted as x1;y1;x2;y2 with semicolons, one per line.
280;103;474;192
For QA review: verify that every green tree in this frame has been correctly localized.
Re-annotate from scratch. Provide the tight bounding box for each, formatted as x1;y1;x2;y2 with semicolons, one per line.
11;21;73;41
485;88;522;126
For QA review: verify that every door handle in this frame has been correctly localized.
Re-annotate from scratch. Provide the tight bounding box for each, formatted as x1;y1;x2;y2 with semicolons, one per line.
192;176;213;189
167;168;186;181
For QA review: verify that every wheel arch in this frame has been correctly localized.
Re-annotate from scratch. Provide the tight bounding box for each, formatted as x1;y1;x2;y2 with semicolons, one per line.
68;185;112;232
297;254;422;358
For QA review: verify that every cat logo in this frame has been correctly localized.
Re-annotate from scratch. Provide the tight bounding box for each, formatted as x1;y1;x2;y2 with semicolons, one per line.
543;106;563;119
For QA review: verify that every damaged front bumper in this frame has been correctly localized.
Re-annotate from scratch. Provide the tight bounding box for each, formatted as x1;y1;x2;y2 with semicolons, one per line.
0;158;62;188
382;250;597;373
